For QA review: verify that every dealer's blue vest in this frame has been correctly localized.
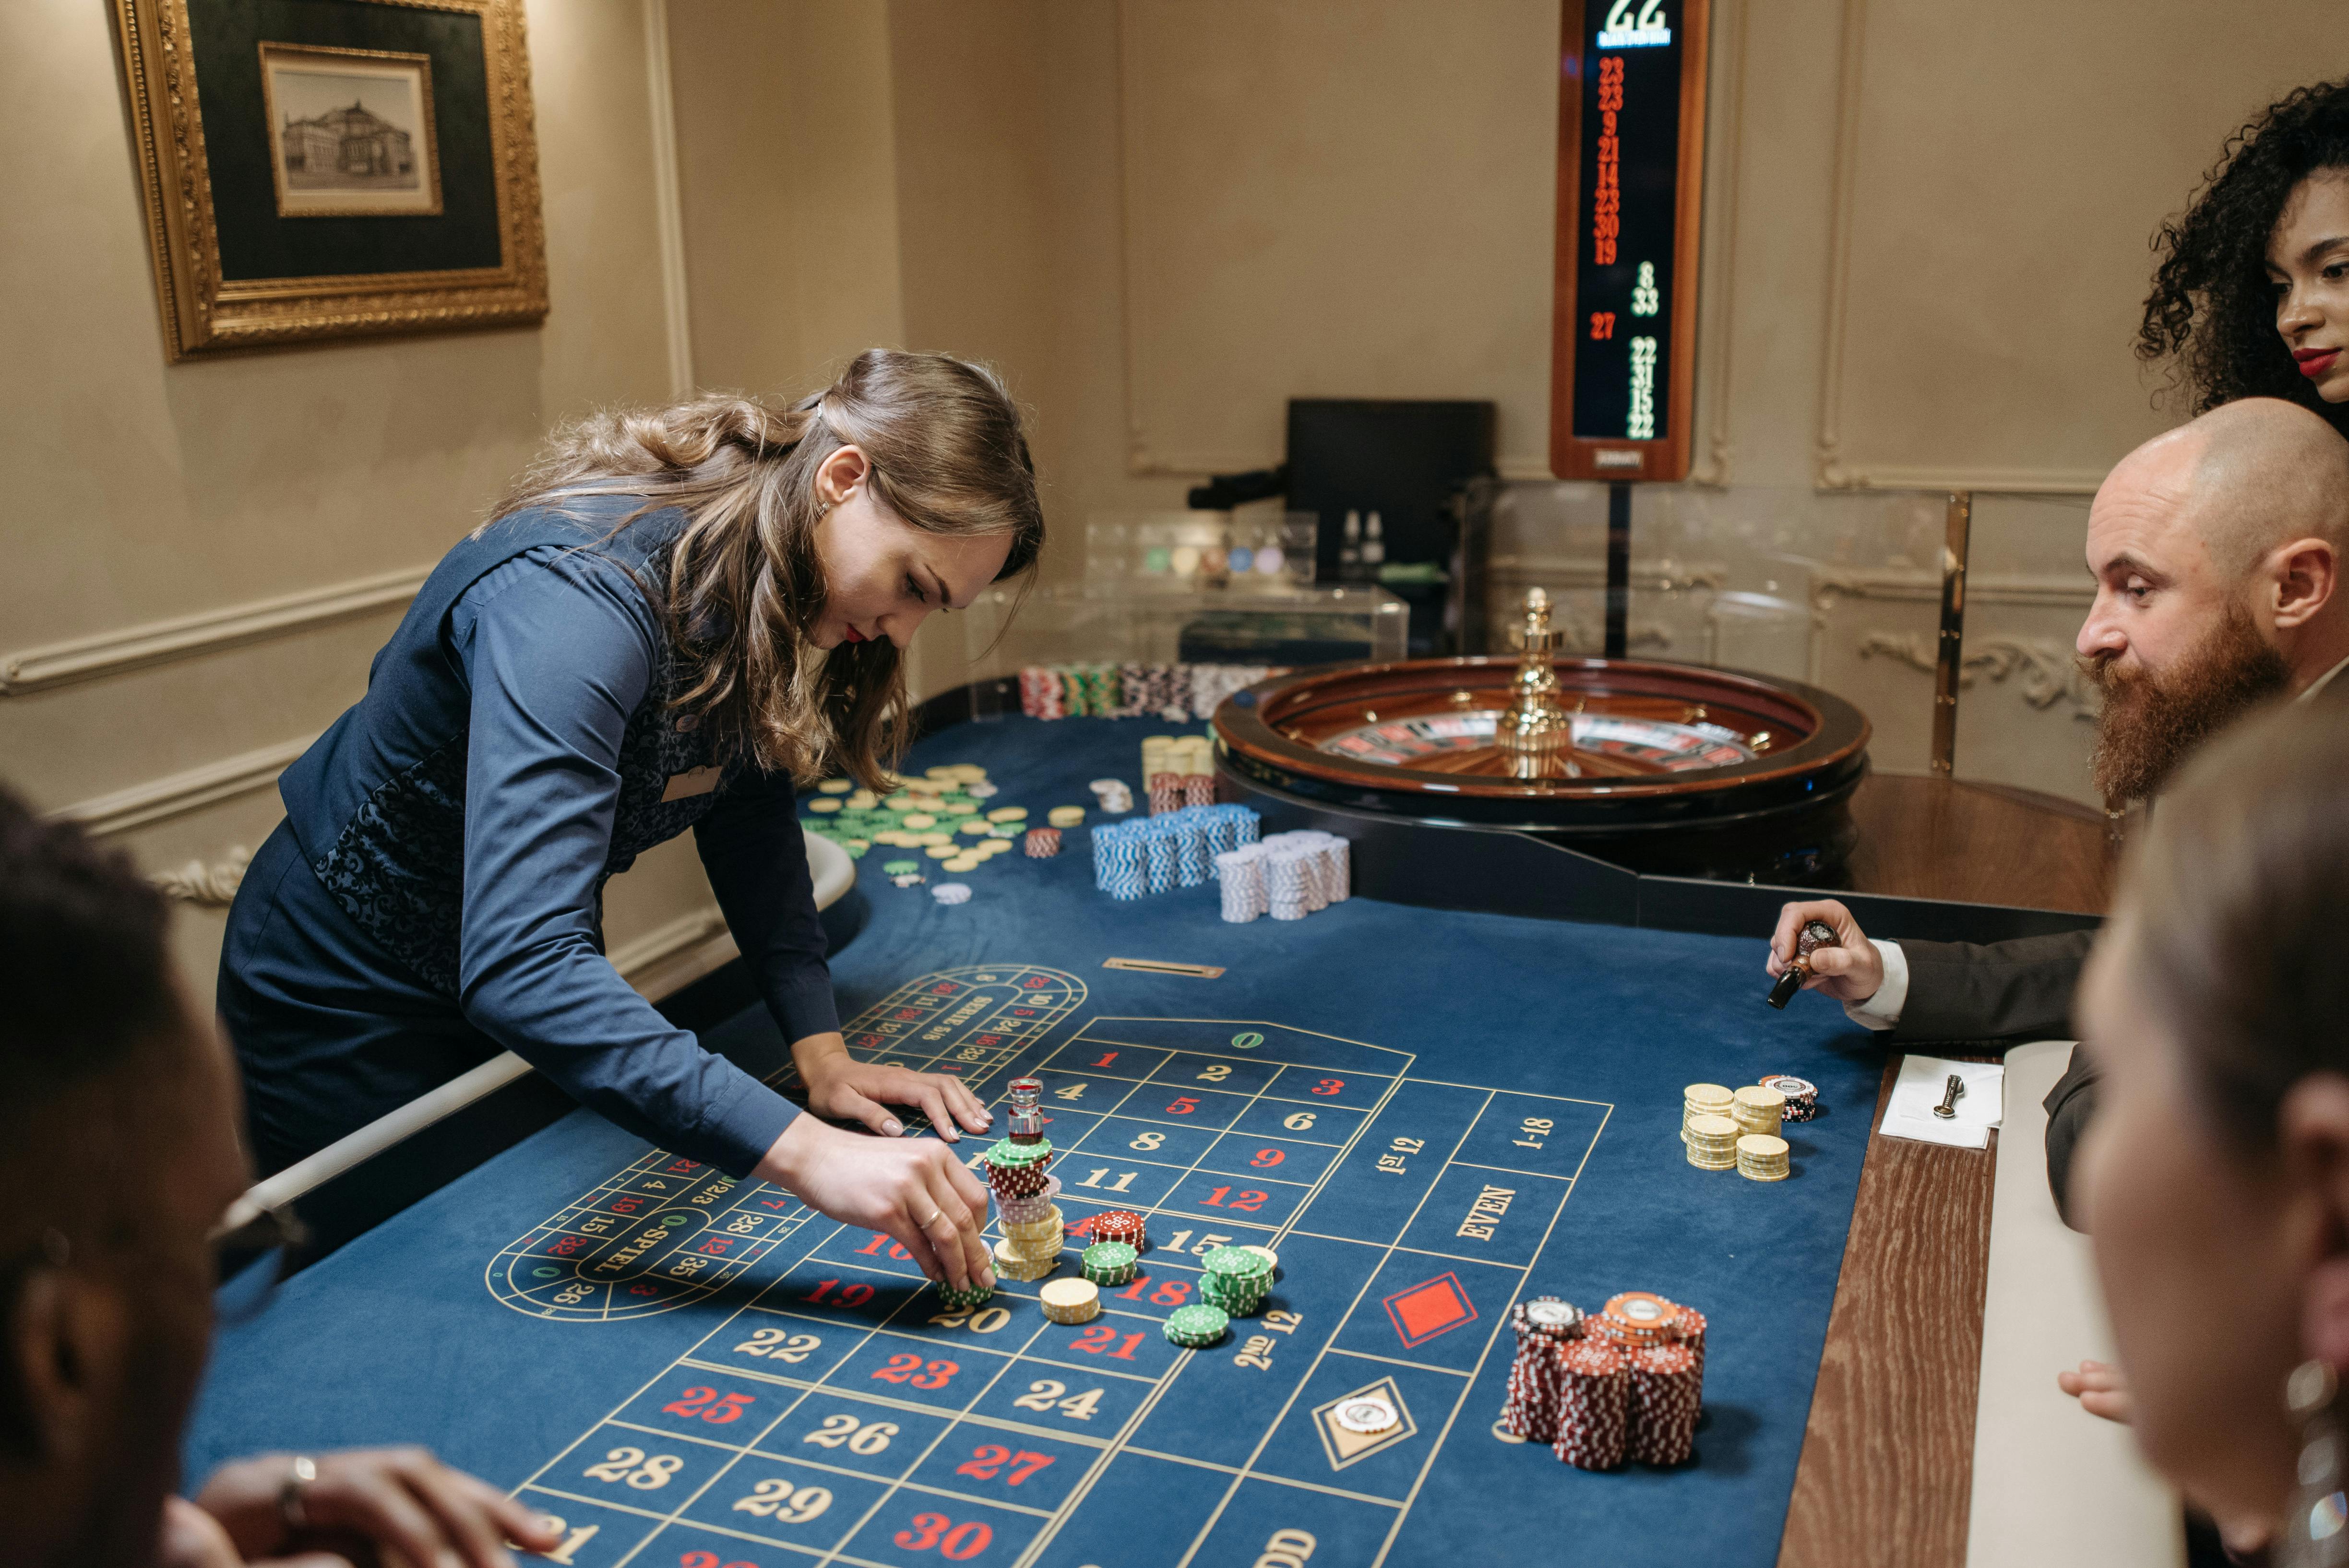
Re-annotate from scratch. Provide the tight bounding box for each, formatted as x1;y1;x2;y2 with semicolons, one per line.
278;499;728;994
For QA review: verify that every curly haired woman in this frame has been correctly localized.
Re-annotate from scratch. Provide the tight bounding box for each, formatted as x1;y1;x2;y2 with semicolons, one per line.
2143;80;2349;429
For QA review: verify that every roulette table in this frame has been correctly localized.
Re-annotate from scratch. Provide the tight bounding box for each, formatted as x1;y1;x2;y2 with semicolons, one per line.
185;699;2099;1568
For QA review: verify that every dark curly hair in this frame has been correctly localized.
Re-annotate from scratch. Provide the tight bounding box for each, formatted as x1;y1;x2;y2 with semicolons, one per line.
2140;80;2349;435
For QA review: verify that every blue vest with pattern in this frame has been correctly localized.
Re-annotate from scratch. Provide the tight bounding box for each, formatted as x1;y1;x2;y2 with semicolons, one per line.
278;500;727;995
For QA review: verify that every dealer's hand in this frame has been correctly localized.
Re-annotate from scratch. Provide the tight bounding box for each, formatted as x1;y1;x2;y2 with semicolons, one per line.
1764;899;1884;1004
191;1447;561;1567
759;1113;995;1293
793;1031;993;1142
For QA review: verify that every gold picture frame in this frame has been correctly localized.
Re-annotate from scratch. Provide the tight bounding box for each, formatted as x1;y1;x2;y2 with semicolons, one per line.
113;0;547;361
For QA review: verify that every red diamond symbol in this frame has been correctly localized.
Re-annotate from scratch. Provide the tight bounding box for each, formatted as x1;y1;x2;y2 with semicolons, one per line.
1382;1273;1477;1348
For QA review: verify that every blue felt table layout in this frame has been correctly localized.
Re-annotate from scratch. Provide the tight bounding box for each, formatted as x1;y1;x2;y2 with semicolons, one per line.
187;715;1891;1568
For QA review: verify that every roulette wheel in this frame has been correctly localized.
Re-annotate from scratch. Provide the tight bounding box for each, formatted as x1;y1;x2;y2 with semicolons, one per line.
1212;589;1872;882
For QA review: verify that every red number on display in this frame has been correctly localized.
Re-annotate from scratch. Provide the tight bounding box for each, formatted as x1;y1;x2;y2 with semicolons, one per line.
610;1198;642;1214
894;1514;994;1558
661;1387;755;1423
1151;1278;1191;1306
667;1159;699;1174
549;1236;584;1255
1590;311;1615;340
801;1279;875;1308
857;1233;915;1261
680;1554;758;1568
954;1445;1058;1485
1070;1325;1145;1360
1166;1097;1201;1116
630;1283;661;1295
1250;1148;1285;1167
1310;1079;1344;1096
759;1198;794;1212
698;1238;732;1256
872;1354;959;1389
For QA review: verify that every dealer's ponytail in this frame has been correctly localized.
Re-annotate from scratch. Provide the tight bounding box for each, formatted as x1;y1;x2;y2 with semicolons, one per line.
489;351;1043;788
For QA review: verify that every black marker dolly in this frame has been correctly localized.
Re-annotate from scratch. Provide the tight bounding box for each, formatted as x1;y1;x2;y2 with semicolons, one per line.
1766;920;1839;1009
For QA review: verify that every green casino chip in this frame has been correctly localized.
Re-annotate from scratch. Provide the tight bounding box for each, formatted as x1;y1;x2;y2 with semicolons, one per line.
984;1137;1052;1166
882;860;920;875
1079;1241;1138;1285
935;1280;995;1310
1202;1246;1270;1281
1164;1304;1229;1347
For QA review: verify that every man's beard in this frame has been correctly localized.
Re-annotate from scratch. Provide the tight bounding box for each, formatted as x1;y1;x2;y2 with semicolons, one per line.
2084;603;2291;804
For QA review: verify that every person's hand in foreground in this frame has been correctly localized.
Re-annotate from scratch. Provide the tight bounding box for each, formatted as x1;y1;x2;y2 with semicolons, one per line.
1764;899;1885;1003
182;1448;563;1567
2056;1358;2134;1424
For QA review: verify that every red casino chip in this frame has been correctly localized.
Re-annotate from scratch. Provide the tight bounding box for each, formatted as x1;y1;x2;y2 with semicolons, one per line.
1089;1210;1148;1249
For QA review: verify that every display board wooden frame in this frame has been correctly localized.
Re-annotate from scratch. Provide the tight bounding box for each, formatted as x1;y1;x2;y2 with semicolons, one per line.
112;0;547;361
1549;0;1709;483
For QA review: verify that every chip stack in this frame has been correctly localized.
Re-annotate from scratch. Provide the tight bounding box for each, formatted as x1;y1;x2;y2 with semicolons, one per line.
1164;1303;1229;1349
1080;1241;1138;1286
1143;831;1176;894
1024;827;1061;858
1173;817;1211;887
1217;847;1267;923
1039;1279;1102;1325
1501;1297;1584;1442
1731;1084;1786;1140
1685;1117;1740;1176
1736;1134;1790;1182
1199;1246;1273;1317
936;1279;994;1310
1682;1082;1735;1140
1626;1344;1702;1466
1089;1209;1147;1251
1089;777;1134;815
1265;845;1311;921
1596;1292;1681;1350
1098;832;1144;901
1551;1339;1631;1470
1759;1074;1819;1123
1668;1303;1708;1379
982;1128;1061;1279
1047;805;1086;830
1018;666;1065;719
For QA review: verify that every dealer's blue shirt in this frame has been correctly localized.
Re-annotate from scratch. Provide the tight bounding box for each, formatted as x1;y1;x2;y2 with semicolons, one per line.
220;499;833;1178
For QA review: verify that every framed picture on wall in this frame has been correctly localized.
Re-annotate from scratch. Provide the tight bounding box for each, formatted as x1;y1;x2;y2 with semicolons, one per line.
113;0;547;361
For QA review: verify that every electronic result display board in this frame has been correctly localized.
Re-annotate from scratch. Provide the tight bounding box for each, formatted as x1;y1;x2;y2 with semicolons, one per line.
1549;0;1709;483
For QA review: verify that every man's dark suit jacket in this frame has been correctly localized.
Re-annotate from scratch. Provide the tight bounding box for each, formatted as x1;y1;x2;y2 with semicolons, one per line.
1880;930;2099;1229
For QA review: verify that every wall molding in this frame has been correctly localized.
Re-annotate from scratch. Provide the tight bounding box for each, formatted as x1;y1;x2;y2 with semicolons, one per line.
1811;0;1872;491
153;847;253;907
1810;566;2093;612
1859;631;2098;717
643;0;696;400
0;566;428;697
54;736;312;839
1688;0;1748;487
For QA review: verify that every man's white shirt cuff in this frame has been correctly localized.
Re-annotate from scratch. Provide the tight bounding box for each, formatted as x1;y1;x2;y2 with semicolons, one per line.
1841;938;1907;1032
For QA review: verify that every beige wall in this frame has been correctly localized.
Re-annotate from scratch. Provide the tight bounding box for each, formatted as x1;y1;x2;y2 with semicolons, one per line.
0;0;722;998
11;0;2345;1008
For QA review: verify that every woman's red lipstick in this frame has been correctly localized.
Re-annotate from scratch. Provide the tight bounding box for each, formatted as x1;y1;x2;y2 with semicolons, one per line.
842;624;867;644
2296;347;2340;378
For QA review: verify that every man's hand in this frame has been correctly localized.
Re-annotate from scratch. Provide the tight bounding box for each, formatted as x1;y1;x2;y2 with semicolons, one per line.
794;1032;993;1142
760;1113;996;1293
2055;1358;2134;1425
1765;899;1885;1004
193;1448;562;1567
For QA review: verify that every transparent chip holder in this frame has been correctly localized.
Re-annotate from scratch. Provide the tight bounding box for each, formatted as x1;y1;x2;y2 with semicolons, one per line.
1467;479;2098;805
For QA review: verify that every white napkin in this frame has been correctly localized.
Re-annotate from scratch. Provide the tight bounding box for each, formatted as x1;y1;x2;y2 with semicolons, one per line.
1878;1054;2005;1149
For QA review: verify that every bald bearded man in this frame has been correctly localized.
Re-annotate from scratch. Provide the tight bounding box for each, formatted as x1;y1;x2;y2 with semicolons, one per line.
1765;397;2349;1224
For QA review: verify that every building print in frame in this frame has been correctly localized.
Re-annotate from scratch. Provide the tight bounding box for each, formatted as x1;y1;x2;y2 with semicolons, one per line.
259;43;442;217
